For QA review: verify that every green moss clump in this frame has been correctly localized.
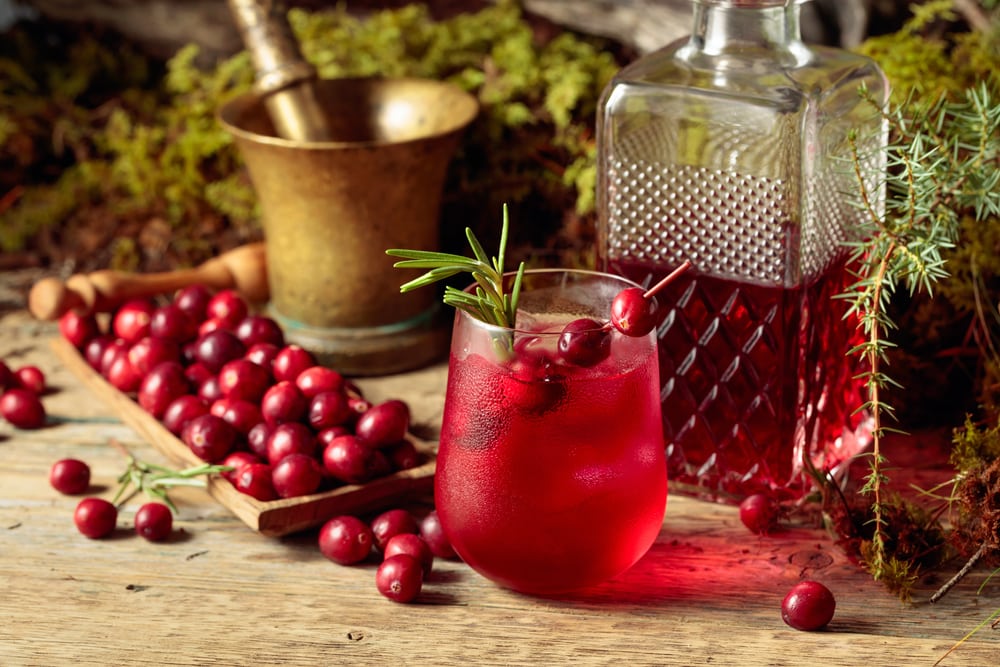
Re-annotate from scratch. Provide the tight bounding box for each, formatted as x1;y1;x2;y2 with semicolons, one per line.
0;1;622;270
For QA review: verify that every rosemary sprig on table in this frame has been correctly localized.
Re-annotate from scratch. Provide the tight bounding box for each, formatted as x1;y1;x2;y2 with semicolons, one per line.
386;205;525;328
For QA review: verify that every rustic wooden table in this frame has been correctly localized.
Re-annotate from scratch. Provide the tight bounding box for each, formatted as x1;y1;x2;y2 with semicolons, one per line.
0;269;997;666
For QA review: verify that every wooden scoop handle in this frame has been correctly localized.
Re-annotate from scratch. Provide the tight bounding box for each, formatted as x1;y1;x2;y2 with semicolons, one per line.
29;242;269;321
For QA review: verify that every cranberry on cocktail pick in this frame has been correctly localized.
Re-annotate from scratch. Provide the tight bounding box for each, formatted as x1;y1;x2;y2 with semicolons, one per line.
610;261;692;338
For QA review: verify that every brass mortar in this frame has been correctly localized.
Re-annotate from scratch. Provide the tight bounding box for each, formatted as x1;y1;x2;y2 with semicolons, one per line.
218;77;478;375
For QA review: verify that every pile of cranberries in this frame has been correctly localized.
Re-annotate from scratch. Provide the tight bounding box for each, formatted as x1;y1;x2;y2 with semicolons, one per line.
59;285;422;502
319;508;456;603
0;359;48;429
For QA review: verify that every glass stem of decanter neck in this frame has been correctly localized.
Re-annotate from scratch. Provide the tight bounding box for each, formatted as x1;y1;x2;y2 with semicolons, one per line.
690;0;804;58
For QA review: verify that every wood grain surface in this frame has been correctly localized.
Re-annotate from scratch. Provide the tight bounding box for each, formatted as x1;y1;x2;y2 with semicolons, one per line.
1;303;998;667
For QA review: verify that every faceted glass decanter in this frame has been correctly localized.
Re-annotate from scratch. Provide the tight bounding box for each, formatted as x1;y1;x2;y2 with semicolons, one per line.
596;0;888;502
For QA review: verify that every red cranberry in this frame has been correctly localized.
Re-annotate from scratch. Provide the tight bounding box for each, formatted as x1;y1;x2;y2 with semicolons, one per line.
346;396;372;425
173;284;213;322
355;399;410;448
233;462;277;501
271;453;323;498
610;286;658;337
49;458;91;495
295;365;344;398
384;533;434;575
182;413;237;462
149;303;198;343
137;361;190;419
318;515;374;565
99;338;130;377
221;451;260;483
206;289;248;329
198;317;227;337
265;422;317;464
134;502;173;541
420;510;457;559
211;397;263;436
246;422;273;460
74;497;117;538
245;342;280;370
308;391;352;431
161;395;209;436
127;336;180;376
370;508;419;552
739;493;781;535
234;314;285;348
317;425;352;447
193;329;246;373
260;380;308;426
217;358;270;403
781;581;836;631
105;352;143;393
59;310;100;349
272;345;316;383
322;434;378;484
13;365;46;395
112;299;155;343
385;439;421;471
375;554;423;603
0;388;46;429
197;375;224;403
83;334;115;371
557;317;611;367
184;361;214;387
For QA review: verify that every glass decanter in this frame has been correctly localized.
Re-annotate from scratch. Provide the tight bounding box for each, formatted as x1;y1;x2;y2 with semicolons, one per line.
595;0;888;502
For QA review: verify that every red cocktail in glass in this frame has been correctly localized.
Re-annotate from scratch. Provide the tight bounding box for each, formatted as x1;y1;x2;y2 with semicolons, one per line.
435;269;667;594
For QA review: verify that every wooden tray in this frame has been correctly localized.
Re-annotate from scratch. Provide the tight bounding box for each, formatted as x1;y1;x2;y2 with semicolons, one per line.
51;337;436;537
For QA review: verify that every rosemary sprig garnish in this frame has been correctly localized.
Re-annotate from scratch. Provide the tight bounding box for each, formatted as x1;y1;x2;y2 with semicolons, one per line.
386;204;526;328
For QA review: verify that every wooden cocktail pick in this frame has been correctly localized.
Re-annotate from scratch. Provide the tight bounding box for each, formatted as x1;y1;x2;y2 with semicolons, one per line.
28;242;269;321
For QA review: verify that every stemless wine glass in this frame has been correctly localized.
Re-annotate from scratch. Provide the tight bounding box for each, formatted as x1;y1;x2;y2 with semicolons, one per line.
435;269;667;595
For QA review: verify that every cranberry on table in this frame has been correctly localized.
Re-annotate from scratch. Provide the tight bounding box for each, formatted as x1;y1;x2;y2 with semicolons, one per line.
0;388;46;429
49;458;91;495
13;365;46;395
74;497;118;539
134;502;173;542
370;508;419;553
739;493;780;535
384;533;434;575
376;554;424;603
318;515;374;565
419;510;457;559
781;580;836;631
